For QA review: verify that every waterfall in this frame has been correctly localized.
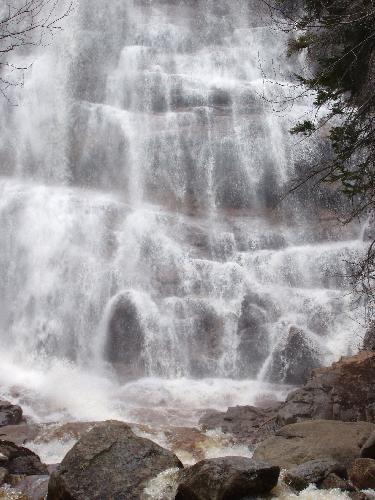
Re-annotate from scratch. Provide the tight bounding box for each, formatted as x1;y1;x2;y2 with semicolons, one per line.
0;0;366;422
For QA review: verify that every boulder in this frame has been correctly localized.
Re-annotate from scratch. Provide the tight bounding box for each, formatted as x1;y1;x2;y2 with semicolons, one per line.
349;458;375;490
0;400;23;427
175;457;280;500
0;441;47;476
277;351;375;426
267;326;321;385
48;420;183;500
284;458;347;491
199;405;280;445
253;420;375;470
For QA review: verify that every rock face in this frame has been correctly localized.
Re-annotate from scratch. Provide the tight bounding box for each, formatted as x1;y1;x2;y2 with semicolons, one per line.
350;458;375;490
253;420;375;470
48;420;183;500
268;326;321;385
284;459;347;491
277;351;375;426
0;400;23;427
175;457;280;500
199;404;280;445
0;440;47;476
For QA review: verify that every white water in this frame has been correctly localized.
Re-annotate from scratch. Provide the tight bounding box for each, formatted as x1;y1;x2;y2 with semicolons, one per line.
0;0;367;425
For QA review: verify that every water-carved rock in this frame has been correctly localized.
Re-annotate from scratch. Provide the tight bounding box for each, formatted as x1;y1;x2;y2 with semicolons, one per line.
267;326;321;385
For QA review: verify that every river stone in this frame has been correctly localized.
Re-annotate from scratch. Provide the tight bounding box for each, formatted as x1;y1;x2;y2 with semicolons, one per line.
175;457;280;500
284;458;347;491
47;420;183;500
349;458;375;490
253;420;375;470
0;401;23;427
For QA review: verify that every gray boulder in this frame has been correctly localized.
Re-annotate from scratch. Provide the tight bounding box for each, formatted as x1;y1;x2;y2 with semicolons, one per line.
48;420;183;500
0;400;23;427
254;420;375;470
175;457;280;500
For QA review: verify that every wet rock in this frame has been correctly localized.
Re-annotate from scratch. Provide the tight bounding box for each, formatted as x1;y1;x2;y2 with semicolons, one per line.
175;457;280;500
361;431;375;459
0;441;47;476
349;458;375;490
189;303;224;377
105;293;145;374
277;351;375;426
267;326;321;385
253;420;375;470
0;401;23;428
236;294;270;377
284;459;347;491
199;405;280;445
48;420;183;500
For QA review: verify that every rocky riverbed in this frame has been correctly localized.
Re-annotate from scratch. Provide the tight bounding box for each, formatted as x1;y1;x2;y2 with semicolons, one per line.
1;351;375;499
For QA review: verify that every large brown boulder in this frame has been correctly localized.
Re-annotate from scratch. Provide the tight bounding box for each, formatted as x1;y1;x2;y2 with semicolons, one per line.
277;351;375;426
0;400;23;427
253;420;375;470
175;457;280;500
47;420;183;500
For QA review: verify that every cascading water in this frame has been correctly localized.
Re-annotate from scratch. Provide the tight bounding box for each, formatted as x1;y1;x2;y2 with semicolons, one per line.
0;0;367;423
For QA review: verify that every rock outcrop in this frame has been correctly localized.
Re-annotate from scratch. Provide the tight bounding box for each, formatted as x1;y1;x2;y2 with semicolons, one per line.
277;351;375;426
48;420;183;500
175;457;280;500
253;420;375;470
0;400;23;427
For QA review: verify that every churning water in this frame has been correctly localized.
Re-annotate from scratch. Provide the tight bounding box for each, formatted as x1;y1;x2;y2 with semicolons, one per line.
0;0;368;423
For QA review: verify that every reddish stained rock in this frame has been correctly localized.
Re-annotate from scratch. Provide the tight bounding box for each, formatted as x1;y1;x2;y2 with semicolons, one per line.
277;351;375;426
